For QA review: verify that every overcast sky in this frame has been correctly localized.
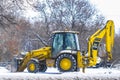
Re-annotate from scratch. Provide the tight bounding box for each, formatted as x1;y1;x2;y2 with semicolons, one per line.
90;0;120;33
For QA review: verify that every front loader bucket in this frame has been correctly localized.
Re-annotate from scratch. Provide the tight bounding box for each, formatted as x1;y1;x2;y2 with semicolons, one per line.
11;57;22;72
10;57;18;72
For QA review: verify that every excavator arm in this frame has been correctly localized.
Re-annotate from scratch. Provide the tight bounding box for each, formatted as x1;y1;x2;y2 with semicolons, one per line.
87;20;114;66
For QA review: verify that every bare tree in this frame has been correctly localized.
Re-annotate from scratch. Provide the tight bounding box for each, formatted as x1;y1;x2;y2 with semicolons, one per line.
113;34;120;60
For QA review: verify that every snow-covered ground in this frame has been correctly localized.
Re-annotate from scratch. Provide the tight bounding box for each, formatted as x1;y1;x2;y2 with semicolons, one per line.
0;67;120;80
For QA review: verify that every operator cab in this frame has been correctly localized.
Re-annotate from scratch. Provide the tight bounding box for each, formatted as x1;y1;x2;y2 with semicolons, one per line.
51;31;80;58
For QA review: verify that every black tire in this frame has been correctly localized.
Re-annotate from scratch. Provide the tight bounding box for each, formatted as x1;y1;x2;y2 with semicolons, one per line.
27;60;39;73
39;64;47;72
56;54;77;72
74;67;80;72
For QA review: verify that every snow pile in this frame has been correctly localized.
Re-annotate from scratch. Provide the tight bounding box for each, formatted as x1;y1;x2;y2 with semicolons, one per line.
0;67;10;73
0;67;120;80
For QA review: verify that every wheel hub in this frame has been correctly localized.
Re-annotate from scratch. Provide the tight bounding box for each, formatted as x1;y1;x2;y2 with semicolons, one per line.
60;58;72;70
29;63;35;71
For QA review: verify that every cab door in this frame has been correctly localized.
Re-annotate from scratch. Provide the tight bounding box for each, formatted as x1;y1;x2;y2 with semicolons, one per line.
51;33;64;58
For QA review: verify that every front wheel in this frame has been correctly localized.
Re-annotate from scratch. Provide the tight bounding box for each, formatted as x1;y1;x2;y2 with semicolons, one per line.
27;60;39;73
56;54;77;72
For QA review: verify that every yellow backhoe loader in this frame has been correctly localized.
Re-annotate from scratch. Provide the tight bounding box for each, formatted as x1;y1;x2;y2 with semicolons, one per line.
12;20;114;73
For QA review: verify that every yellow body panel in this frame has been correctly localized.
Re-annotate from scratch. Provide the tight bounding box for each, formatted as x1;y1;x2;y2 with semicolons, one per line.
77;51;84;68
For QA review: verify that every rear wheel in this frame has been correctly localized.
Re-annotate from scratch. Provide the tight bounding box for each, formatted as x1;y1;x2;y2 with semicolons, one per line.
56;54;77;72
27;60;39;73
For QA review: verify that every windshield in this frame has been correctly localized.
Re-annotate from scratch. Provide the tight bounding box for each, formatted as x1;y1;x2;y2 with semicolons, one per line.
65;33;77;50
